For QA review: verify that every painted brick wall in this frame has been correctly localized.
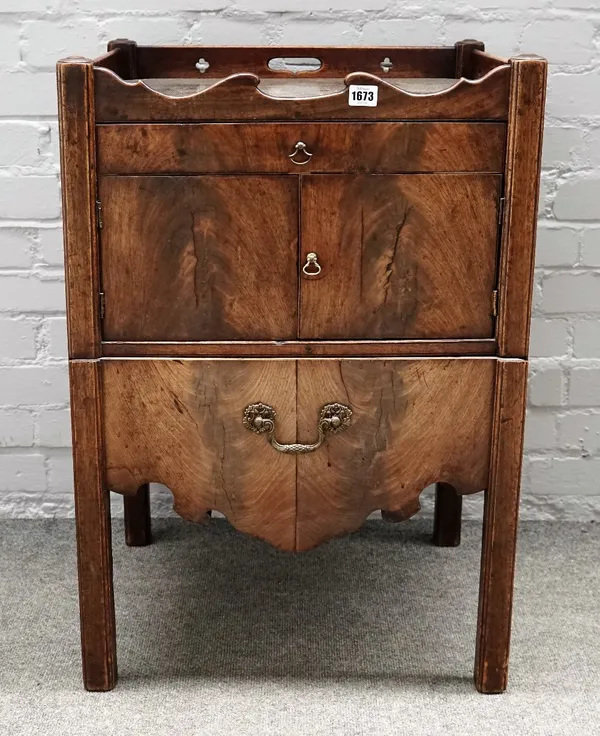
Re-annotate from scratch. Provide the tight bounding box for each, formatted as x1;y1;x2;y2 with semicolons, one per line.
0;0;599;519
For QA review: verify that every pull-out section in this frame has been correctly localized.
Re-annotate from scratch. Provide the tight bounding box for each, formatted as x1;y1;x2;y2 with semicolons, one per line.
103;357;496;551
96;122;506;175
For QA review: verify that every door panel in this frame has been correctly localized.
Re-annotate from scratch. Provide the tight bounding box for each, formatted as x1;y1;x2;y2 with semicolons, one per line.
299;174;501;340
100;176;298;341
103;359;297;550
295;358;495;551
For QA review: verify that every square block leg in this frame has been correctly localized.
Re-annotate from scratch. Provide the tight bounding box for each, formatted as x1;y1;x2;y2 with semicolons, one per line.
475;360;526;694
432;482;462;547
71;361;117;691
124;484;152;547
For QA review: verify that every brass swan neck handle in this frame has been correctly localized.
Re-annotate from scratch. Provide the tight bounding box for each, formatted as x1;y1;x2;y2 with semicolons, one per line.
243;402;352;454
288;140;313;165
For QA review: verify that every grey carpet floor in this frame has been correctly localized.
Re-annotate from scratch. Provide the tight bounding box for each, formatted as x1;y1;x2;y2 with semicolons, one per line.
0;518;598;736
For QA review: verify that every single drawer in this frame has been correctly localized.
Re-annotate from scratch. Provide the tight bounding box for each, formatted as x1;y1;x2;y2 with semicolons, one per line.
96;122;506;175
103;357;495;551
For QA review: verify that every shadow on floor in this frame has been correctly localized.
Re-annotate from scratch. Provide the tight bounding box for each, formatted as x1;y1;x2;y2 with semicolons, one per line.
112;518;481;687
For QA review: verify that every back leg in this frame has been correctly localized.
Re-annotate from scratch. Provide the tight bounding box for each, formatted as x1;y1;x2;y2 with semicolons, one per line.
124;484;152;547
432;482;462;547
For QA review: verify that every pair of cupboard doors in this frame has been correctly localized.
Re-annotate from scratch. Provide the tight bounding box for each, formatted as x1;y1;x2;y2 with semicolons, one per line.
99;127;503;344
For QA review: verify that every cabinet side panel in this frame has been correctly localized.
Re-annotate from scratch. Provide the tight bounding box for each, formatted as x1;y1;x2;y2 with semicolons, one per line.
57;59;101;358
497;57;547;358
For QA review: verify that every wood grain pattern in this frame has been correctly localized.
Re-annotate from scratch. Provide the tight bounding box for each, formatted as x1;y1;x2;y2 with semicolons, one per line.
102;359;297;550
99;176;298;341
101;339;497;358
131;45;458;79
96;122;506;175
57;58;101;359
123;484;152;547
432;482;463;547
94;66;510;122
475;359;527;694
102;358;495;553
69;360;117;691
300;174;501;340
497;57;547;358
61;41;545;692
295;359;495;551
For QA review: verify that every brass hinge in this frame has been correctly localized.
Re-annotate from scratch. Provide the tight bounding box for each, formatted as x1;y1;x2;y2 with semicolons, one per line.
498;197;505;225
99;292;106;320
96;200;103;229
492;290;498;318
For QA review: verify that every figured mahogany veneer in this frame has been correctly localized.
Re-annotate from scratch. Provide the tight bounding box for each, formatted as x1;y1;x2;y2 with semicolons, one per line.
103;358;495;551
58;40;547;695
96;122;506;175
99;173;500;342
299;173;501;340
99;175;298;341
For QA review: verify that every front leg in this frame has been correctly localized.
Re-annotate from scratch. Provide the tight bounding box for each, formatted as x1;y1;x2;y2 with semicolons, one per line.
475;360;526;694
71;361;117;691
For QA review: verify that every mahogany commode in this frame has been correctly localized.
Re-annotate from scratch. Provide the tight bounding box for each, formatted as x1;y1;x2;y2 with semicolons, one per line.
57;40;547;693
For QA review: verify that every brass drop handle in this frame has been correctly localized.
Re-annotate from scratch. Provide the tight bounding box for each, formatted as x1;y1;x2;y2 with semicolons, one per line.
302;252;322;277
288;141;313;165
243;402;352;454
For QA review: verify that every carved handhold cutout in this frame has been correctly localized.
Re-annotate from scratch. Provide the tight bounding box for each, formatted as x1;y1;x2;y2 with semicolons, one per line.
268;57;322;74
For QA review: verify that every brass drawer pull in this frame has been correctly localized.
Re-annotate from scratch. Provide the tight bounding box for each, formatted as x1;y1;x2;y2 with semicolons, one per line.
243;402;352;454
288;140;313;165
302;252;322;277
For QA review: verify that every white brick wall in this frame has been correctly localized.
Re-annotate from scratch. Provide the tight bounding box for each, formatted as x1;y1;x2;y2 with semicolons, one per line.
0;1;599;519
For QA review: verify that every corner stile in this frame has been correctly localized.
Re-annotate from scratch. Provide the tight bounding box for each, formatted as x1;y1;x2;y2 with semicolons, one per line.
57;57;102;359
496;55;548;358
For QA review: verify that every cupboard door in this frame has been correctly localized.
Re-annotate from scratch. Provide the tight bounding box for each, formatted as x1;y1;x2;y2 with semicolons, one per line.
99;176;298;341
295;359;495;551
299;174;501;340
103;359;297;550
